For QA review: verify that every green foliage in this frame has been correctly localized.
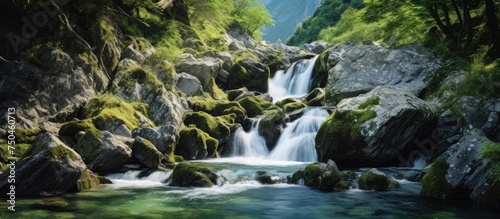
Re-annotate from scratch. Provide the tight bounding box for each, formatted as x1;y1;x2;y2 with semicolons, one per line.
481;142;500;161
421;158;453;198
287;0;364;46
231;0;274;40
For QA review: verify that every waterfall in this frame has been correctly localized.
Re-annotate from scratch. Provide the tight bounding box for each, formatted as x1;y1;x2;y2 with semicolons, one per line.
230;56;327;162
268;108;329;162
107;170;172;182
231;120;269;157
269;56;319;101
412;155;430;169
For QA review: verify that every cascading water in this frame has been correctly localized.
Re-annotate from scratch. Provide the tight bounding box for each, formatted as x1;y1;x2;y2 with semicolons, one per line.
269;56;319;100
231;56;327;162
268;108;329;162
231;120;269;157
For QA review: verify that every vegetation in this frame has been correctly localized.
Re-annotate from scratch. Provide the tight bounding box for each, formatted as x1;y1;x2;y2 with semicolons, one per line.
286;0;364;46
421;158;453;198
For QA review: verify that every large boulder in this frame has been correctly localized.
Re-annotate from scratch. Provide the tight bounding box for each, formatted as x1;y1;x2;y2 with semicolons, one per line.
132;126;177;156
319;44;440;105
74;130;132;173
421;129;500;206
228;59;270;92
0;133;95;196
132;137;163;168
183;111;231;144
176;72;203;96
315;86;437;166
174;57;222;89
175;127;219;160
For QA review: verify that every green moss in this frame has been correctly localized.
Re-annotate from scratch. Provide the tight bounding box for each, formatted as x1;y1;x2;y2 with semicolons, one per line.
133;138;163;168
226;87;249;101
74;129;104;163
232;50;259;62
358;96;380;110
216;114;237;125
283;102;307;113
479;142;500;206
358;169;390;191
276;98;297;108
171;162;215;187
75;169;100;192
237;96;273;117
304;88;326;106
1;143;31;159
117;67;163;93
480;142;500;161
177;128;219;160
183;112;230;142
59;120;96;139
421;158;453;198
174;155;185;162
52;145;79;161
303;163;323;188
206;78;228;100
291;170;304;184
7;128;42;144
228;60;270;92
191;97;247;118
334;180;350;191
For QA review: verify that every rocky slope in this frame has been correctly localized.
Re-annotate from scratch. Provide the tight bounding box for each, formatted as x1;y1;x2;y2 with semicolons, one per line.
0;0;498;208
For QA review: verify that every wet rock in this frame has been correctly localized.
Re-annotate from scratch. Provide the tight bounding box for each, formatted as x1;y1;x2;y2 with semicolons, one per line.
175;127;218;160
292;160;349;191
315;86;437;166
258;109;287;149
132;126;177;155
358;168;398;191
169;162;221;187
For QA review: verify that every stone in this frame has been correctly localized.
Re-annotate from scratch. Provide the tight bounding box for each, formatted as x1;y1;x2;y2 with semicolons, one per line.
132;137;163;169
321;44;441;105
75;130;132;173
175;127;219;160
0;133;93;196
358;168;397;191
315;86;437;166
228;59;270;93
169;162;221;187
176;72;203;96
174;57;222;89
300;41;330;54
293;160;349;191
257;109;287;149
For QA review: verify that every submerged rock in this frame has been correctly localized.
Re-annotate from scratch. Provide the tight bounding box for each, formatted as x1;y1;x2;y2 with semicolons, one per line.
315;86;437;166
0;133;94;196
169;162;221;187
358;168;399;191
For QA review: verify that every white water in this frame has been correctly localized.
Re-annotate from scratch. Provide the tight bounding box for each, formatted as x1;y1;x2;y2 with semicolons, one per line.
268;108;329;162
269;56;319;101
230;120;269;157
107;170;172;188
412;155;430;169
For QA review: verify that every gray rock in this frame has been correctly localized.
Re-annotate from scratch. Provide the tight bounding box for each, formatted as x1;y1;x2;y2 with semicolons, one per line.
176;73;203;96
358;168;398;191
104;122;132;137
0;133;87;195
315;86;437;166
75;130;132;173
300;41;330;54
132;137;163;169
132;126;177;154
482;112;499;141
423;129;500;206
0;49;108;129
258;109;286;149
322;44;441;105
175;58;222;89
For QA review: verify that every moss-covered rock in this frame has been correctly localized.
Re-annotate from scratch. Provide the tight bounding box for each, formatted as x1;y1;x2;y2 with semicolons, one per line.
133;137;163;168
59;120;97;140
311;48;330;89
257;109;287;149
228;59;270;92
283;102;307;113
421;158;453;198
292;160;349;191
304;88;325;106
226;87;249;101
315;86;437;166
74;130;132;173
191;97;247;119
116;66;163;94
170;162;219;187
74;169;101;192
0;133;88;196
237;96;273;117
184;111;230;143
276;97;297;109
358;168;395;191
176;127;219;160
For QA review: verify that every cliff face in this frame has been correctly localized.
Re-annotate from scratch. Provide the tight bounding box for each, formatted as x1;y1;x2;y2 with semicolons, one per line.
260;0;322;43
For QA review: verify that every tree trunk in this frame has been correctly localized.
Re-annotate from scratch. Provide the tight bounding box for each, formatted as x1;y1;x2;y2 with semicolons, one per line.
485;0;500;59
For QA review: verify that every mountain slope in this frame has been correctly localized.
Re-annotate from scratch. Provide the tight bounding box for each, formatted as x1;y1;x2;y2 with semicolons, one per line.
260;0;322;43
